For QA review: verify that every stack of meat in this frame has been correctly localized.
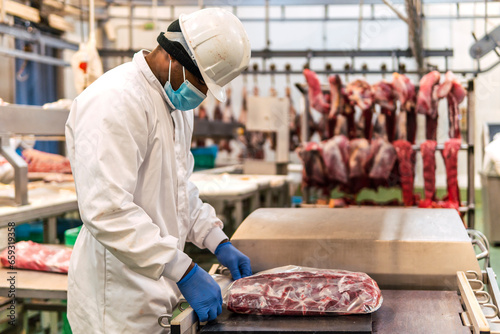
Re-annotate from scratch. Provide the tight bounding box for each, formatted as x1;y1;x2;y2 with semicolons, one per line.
299;69;466;211
226;267;383;316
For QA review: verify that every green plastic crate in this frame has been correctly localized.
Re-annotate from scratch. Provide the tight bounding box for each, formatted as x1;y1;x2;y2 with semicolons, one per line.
64;226;82;247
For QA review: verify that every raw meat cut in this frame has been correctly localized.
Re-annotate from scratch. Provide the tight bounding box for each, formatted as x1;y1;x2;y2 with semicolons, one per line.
436;71;466;139
416;71;441;141
346;80;374;140
303;69;330;114
321;135;349;185
298;142;329;193
420;140;437;203
1;241;72;273
226;267;383;316
372;81;397;142
369;140;397;181
441;138;462;209
392;73;417;144
393;140;416;206
22;149;72;174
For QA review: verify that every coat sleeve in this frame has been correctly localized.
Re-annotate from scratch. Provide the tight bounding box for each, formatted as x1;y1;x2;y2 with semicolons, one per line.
66;89;191;282
185;151;228;253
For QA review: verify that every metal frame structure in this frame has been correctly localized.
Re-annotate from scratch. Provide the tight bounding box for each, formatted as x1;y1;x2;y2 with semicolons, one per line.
0;104;69;206
295;79;476;228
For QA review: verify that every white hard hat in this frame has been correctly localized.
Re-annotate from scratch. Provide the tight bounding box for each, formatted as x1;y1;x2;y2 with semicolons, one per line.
179;8;251;102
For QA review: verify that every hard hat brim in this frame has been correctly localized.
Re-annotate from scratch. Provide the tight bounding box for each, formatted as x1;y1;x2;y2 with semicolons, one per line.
179;13;227;102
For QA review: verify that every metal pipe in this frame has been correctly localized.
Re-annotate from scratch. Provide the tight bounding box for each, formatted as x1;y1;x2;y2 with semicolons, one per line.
89;0;95;41
357;0;363;50
0;24;79;50
0;46;70;66
265;0;270;49
105;14;500;23
382;0;408;24
129;2;134;49
1;136;28;206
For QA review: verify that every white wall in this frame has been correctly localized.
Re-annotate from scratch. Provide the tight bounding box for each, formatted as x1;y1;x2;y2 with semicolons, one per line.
61;3;500;188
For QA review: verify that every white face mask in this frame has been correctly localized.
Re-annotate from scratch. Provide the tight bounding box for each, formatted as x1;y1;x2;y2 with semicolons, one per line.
163;60;206;111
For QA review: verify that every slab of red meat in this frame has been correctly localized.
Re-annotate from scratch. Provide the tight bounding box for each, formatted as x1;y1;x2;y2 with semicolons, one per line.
303;69;330;114
392;73;417;144
22;149;72;174
436;71;466;139
348;138;371;192
346;80;374;140
416;71;441;141
298;142;329;193
393;140;416;206
321;135;349;185
0;241;72;273
369;140;397;181
226;269;383;316
441;138;462;209
420;140;437;203
372;81;397;142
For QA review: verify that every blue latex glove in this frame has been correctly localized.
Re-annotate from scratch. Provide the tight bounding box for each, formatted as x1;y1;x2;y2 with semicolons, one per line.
215;241;252;280
176;264;222;322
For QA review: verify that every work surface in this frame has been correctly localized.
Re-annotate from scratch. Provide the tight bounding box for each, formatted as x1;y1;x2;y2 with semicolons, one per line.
201;290;468;333
231;208;481;289
0;181;77;227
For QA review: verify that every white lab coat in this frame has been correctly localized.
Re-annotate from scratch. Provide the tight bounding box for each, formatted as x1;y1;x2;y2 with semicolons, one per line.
65;50;227;334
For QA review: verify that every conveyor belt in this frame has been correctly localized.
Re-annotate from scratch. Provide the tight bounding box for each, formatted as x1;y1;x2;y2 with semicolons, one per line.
200;290;468;333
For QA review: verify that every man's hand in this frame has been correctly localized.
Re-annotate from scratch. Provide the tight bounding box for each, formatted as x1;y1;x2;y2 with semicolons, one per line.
215;241;252;280
176;264;222;322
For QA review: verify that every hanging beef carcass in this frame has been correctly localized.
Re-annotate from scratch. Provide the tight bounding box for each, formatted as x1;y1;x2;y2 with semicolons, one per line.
348;138;371;193
367;139;398;186
346;80;374;141
298;142;329;194
416;71;441;141
321;135;350;186
435;71;466;139
393;140;416;206
441;138;462;210
419;140;438;208
372;81;397;142
392;73;417;144
303;69;330;114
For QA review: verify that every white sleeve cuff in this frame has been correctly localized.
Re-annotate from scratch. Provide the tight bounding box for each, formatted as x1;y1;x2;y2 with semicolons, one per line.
204;228;228;254
161;249;192;282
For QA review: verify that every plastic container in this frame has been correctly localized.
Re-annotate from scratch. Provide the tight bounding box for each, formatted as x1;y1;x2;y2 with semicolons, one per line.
191;145;218;169
64;226;82;248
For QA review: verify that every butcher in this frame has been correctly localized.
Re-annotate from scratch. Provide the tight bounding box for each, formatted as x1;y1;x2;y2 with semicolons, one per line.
65;8;252;333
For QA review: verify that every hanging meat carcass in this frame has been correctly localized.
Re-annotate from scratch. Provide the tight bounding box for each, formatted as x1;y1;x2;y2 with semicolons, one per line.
367;139;398;186
303;69;330;114
419;140;438;208
416;71;441;141
298;142;329;194
372;81;397;142
435;71;466;139
195;102;208;147
392;73;417;144
348;138;371;193
218;87;233;153
393;140;416;206
321;135;350;186
441;138;462;210
346;80;374;141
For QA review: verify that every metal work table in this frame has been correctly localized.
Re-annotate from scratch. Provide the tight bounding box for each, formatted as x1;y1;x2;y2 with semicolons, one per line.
200;290;467;334
190;174;290;230
0;181;77;243
0;266;67;300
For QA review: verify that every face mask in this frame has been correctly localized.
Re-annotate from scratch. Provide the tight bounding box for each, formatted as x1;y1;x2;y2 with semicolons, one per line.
164;60;206;111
